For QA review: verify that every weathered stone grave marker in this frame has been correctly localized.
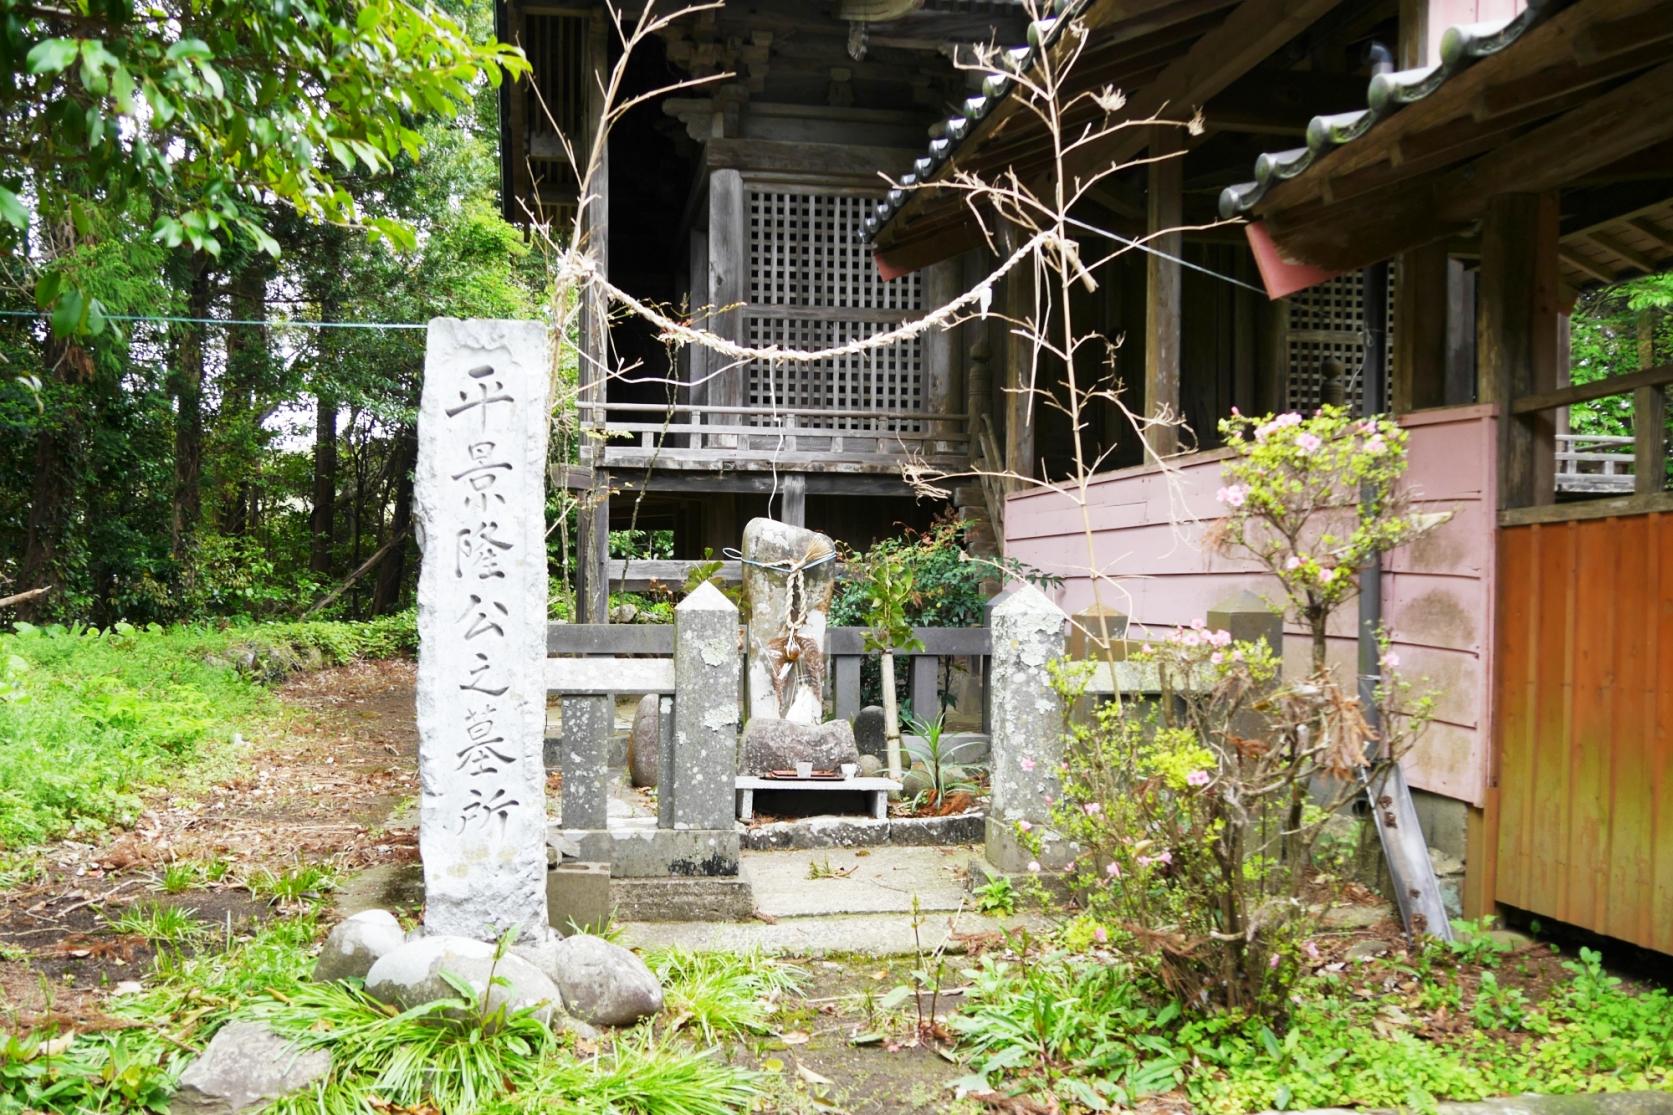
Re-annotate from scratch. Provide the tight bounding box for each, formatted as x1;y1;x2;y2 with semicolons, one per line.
416;318;551;941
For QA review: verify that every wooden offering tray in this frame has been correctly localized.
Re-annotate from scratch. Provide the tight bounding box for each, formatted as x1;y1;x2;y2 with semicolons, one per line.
761;769;844;780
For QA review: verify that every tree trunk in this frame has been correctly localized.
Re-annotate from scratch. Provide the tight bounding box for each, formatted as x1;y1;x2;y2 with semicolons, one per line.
371;426;418;614
171;259;211;557
16;336;77;623
219;262;268;536
880;649;904;780
309;394;338;575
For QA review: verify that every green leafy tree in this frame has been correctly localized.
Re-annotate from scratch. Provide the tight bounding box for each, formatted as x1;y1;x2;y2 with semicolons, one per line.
0;0;528;333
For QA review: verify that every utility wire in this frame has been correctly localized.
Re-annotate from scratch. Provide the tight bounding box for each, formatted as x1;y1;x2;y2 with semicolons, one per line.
0;308;428;330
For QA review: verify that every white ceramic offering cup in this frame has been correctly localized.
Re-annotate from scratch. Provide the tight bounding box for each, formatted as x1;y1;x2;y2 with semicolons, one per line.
795;761;814;779
840;762;858;779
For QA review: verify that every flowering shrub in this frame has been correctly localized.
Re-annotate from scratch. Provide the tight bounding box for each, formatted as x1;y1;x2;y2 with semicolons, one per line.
1211;404;1436;667
1033;406;1438;1019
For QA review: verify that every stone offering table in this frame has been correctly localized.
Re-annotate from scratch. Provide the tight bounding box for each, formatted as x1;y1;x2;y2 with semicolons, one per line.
734;776;903;822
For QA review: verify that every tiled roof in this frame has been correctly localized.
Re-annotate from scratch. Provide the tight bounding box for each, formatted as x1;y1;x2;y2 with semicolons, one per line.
860;0;1088;243
1216;0;1557;221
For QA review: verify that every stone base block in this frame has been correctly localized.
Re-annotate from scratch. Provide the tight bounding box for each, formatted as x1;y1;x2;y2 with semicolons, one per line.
548;861;612;936
610;876;756;922
555;827;740;878
739;811;984;851
984;816;1075;873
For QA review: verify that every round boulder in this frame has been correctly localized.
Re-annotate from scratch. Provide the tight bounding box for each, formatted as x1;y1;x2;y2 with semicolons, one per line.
313;909;406;983
853;706;887;760
627;694;660;789
531;933;663;1027
741;718;860;775
363;936;563;1026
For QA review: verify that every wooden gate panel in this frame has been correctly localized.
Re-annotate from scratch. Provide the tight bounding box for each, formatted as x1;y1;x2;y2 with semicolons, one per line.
1493;512;1673;953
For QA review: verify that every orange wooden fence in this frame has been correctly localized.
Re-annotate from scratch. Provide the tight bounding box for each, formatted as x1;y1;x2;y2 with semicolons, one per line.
1492;511;1672;952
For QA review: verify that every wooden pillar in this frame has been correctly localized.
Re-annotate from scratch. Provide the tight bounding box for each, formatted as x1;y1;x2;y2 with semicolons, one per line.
1479;193;1560;508
1392;240;1450;413
576;471;610;623
925;260;959;447
778;474;806;527
707;168;747;433
1144;126;1182;456
1003;263;1036;488
1636;310;1668;494
688;226;710;416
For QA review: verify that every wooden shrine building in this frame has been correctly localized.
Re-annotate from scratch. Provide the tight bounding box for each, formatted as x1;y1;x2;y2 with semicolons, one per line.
500;0;1673;952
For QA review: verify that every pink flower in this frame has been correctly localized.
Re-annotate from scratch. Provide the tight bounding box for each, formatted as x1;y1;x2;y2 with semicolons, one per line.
1365;434;1387;454
1207;628;1232;647
1296;432;1322;453
1381;651;1401;669
1269;953;1280;970
1017;820;1032;832
1182;631;1201;647
1186;769;1211;787
1318;566;1337;584
1230;406;1241;416
1084;803;1101;816
1304;939;1321;961
1216;484;1247;508
1210;651;1224;665
1027;861;1041;873
1093;927;1108;944
1019;755;1035;772
1285;555;1303;571
1105;861;1120;878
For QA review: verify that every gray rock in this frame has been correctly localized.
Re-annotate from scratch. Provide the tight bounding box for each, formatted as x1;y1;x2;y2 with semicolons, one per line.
853;706;887;760
439;954;565;1027
363;936;563;1025
171;1020;331;1114
742;518;836;724
901;763;933;799
313;909;406;983
627;694;660;788
1346;939;1389;962
741;717;860;774
609;602;639;624
538;934;664;1027
857;754;884;777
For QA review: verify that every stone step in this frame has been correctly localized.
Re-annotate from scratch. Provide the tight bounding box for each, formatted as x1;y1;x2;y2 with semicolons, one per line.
617;909;1046;957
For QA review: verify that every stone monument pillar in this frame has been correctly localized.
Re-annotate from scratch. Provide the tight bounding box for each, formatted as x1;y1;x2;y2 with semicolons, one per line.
985;583;1070;872
415;318;551;941
737;517;860;773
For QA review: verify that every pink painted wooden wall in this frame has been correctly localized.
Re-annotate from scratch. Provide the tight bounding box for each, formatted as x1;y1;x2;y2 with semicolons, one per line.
1421;0;1528;66
1004;405;1499;806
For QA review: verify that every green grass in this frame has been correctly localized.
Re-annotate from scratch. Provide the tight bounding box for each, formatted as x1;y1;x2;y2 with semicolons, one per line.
0;615;413;852
105;902;208;948
647;946;806;1041
951;942;1673;1113
246;862;337;906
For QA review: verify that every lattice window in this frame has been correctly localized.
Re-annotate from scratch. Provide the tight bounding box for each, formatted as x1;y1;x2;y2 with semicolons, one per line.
1283;271;1396;414
744;188;923;430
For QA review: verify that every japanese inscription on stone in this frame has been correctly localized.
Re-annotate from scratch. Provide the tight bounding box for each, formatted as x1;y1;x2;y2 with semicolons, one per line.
416;319;551;941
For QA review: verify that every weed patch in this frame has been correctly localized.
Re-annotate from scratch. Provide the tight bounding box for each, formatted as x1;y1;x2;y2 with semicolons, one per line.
0;616;413;851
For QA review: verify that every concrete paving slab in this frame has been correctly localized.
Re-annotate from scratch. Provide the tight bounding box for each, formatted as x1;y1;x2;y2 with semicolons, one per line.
744;845;974;918
617;909;1045;957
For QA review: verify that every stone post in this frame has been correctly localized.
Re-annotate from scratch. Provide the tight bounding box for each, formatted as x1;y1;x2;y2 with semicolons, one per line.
662;582;739;831
415;318;551;941
984;583;1070;872
558;695;611;831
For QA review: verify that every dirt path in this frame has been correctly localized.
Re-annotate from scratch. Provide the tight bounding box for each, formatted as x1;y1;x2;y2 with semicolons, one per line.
0;659;420;1023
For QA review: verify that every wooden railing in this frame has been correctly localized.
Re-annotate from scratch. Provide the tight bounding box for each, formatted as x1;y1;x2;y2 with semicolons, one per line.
578;400;969;469
1506;362;1671;518
1554;433;1636;494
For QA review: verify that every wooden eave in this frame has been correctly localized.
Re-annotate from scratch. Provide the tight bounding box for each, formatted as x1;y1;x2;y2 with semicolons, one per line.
865;0;1349;274
1220;0;1673;289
